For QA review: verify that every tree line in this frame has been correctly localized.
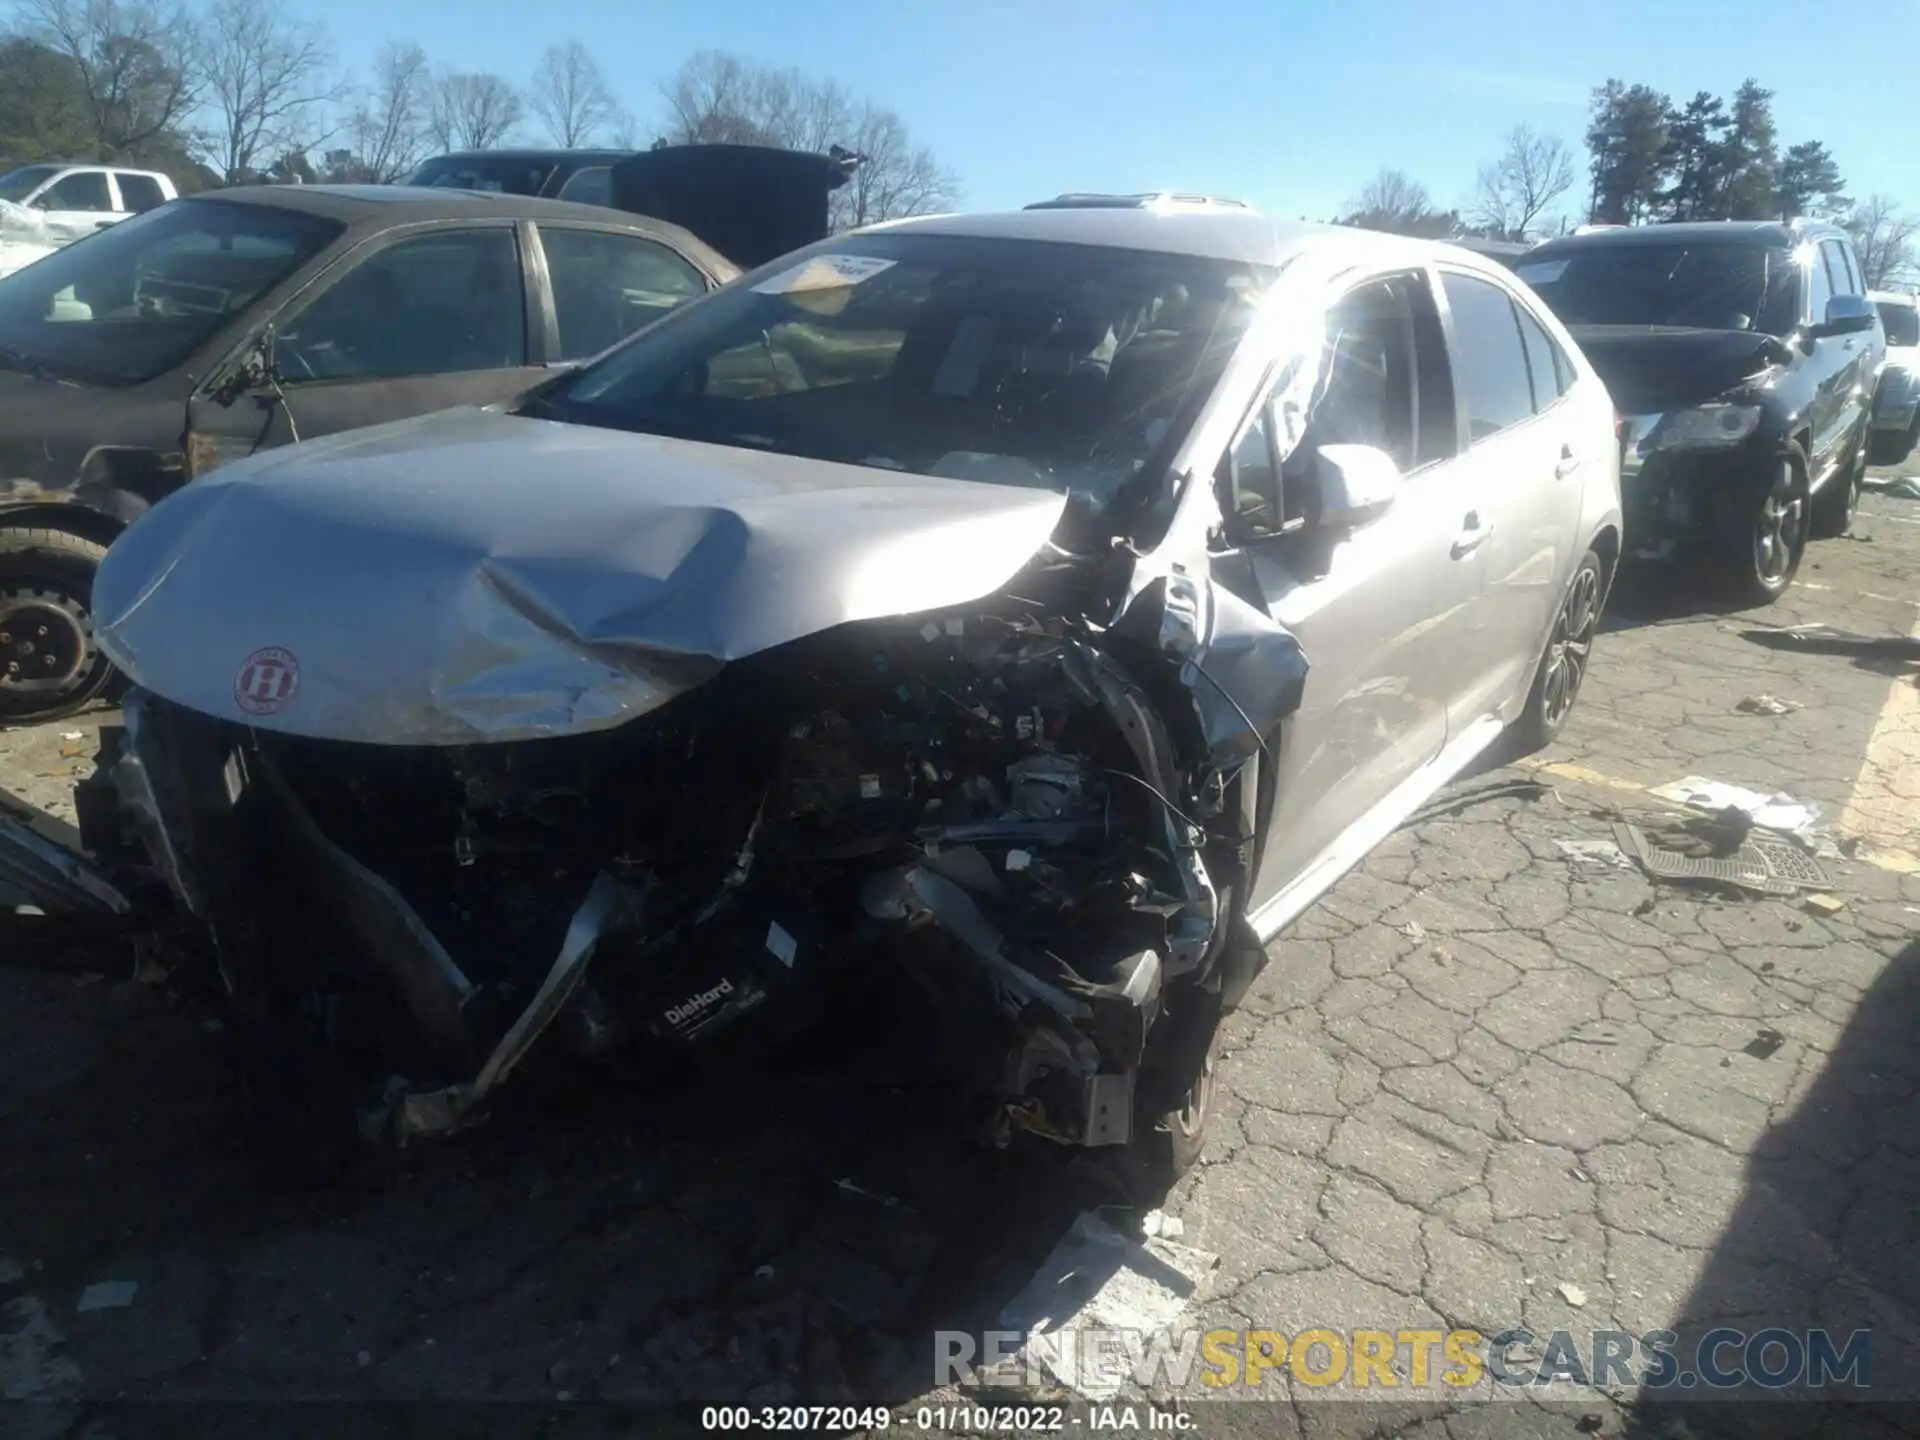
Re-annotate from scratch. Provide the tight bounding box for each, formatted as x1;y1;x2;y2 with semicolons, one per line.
1338;76;1916;288
0;0;960;227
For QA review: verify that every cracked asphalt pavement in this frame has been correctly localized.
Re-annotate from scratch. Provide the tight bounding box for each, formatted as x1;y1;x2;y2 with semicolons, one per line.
6;481;1920;1439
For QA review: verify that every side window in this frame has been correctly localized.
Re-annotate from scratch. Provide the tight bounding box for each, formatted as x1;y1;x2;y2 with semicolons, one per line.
278;228;525;382
1514;304;1570;413
38;171;111;212
1807;244;1835;321
1293;271;1454;473
1440;272;1535;441
537;226;708;361
1825;239;1861;296
554;167;612;208
1221;403;1286;537
115;174;167;213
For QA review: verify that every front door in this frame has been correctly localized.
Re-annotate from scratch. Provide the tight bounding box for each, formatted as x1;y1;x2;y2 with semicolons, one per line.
31;169;118;243
1245;268;1488;903
186;223;549;473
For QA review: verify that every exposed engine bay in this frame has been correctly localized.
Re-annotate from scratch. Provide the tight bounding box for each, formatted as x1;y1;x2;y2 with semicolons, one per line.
88;556;1300;1164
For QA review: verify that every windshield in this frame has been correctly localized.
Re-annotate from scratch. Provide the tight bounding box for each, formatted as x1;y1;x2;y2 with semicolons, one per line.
0;165;58;205
528;233;1271;534
1878;301;1919;348
0;198;342;386
1516;242;1798;335
405;155;558;196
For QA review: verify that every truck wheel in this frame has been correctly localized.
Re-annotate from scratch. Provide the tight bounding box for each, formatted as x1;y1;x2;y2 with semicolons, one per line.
0;527;114;724
1721;452;1807;606
1809;428;1865;539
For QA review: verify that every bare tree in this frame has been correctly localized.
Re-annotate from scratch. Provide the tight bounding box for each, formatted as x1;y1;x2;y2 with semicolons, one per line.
1338;168;1457;237
426;71;522;151
656;51;958;226
1470;125;1576;239
199;0;341;182
833;101;958;229
1846;194;1920;290
19;0;200;158
606;109;643;149
527;41;616;148
340;41;428;182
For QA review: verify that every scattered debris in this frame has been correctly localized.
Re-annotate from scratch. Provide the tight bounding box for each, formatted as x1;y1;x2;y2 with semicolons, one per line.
754;1264;776;1282
1803;893;1846;916
1555;838;1636;871
1402;776;1549;827
1646;776;1821;841
58;731;83;742
1735;693;1801;716
1867;474;1920;500
833;1178;900;1207
1739;624;1920;661
1557;1281;1588;1308
995;1211;1219;1401
1615;822;1830;898
1400;920;1428;943
1142;1209;1185;1239
356;1349;372;1368
75;1280;138;1312
1743;1029;1786;1061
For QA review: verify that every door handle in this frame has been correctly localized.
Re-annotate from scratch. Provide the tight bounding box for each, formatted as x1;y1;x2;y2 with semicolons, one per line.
1554;443;1581;479
1451;511;1493;558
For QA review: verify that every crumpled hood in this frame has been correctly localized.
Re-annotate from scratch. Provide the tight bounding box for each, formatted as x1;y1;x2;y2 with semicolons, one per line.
94;407;1069;745
1567;325;1792;413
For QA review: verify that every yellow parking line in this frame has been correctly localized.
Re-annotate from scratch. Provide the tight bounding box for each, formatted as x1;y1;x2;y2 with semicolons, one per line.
1836;613;1920;870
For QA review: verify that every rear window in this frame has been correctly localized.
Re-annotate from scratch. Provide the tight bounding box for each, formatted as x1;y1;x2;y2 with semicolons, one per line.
405;155;557;197
1878;301;1919;348
115;173;167;213
0;198;341;385
0;165;58;205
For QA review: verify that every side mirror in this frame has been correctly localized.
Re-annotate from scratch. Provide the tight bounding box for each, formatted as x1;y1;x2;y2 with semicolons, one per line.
1808;293;1876;340
209;331;278;406
1313;444;1402;529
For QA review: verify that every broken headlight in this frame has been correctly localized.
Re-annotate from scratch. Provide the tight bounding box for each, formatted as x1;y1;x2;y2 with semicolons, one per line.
1647;403;1762;450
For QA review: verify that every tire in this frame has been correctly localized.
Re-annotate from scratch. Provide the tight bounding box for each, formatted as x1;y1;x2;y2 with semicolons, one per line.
1509;548;1605;754
1120;986;1224;1197
1719;450;1808;606
0;527;115;725
1810;427;1866;539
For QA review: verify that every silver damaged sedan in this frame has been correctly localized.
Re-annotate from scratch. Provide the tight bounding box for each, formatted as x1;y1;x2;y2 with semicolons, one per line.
80;198;1624;1177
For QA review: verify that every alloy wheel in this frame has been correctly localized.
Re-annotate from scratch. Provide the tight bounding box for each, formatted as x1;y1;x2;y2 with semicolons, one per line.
1753;462;1805;586
1540;564;1599;730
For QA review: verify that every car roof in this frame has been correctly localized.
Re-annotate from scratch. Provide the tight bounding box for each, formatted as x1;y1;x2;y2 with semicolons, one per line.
863;206;1500;273
1525;219;1845;253
185;184;738;277
1870;289;1917;307
417;149;632;164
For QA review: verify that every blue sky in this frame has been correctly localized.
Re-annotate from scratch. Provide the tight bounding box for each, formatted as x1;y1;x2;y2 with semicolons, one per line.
322;0;1916;222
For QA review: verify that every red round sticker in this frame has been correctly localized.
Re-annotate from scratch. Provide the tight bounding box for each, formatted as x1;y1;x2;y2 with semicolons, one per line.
233;646;300;716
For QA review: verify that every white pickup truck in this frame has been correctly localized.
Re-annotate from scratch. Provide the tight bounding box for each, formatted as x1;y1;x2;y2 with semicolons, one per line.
0;163;177;240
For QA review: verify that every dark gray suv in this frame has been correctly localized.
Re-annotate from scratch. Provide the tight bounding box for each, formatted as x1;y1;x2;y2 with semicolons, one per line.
1516;220;1885;603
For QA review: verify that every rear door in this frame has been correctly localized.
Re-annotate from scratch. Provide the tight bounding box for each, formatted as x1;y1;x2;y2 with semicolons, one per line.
1244;266;1487;901
1435;267;1587;716
1819;236;1874;466
256;222;546;445
527;222;713;362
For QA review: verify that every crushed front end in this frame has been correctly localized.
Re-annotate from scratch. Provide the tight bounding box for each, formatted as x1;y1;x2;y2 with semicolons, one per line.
96;562;1298;1158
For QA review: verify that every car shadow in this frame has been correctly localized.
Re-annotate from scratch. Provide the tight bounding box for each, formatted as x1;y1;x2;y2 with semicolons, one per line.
1595;561;1778;636
0;967;1160;1424
1627;935;1920;1438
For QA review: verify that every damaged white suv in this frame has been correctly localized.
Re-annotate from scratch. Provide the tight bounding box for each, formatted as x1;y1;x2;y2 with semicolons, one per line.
79;199;1623;1177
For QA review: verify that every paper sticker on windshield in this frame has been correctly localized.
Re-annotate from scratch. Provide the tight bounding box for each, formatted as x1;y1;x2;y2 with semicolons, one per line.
752;255;897;296
1514;259;1569;285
